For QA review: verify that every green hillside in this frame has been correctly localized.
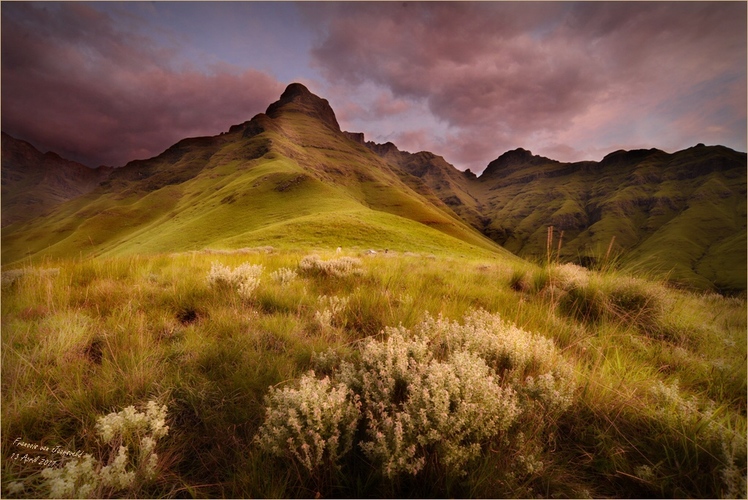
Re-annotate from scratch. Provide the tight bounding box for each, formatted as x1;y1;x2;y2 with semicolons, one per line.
3;83;745;292
1;133;112;227
1;84;509;264
476;146;746;291
365;143;746;292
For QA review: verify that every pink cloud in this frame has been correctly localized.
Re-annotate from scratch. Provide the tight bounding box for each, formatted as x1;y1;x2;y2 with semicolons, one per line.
1;3;284;166
305;2;746;172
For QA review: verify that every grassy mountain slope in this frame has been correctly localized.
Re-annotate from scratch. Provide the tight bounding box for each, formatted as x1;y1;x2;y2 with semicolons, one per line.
370;143;746;291
1;84;509;264
3;83;744;291
2;250;745;498
1;133;112;227
344;133;487;231
2;84;745;499
475;146;746;291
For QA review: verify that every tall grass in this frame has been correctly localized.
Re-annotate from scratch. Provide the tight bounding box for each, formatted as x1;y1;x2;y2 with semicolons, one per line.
2;249;745;498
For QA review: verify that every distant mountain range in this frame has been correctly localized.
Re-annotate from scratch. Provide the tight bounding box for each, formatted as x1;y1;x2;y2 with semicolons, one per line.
3;83;745;291
1;133;112;226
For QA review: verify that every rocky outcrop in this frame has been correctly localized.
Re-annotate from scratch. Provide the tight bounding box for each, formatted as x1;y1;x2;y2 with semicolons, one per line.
265;83;340;132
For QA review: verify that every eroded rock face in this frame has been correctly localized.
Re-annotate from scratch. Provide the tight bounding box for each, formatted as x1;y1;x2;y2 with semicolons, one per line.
265;83;341;132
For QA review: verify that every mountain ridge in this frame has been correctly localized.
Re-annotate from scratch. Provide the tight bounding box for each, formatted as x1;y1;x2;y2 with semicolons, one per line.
2;83;509;265
1;132;113;227
3;83;745;291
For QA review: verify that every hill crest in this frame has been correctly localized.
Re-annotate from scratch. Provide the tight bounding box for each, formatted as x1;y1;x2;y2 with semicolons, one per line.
3;83;745;291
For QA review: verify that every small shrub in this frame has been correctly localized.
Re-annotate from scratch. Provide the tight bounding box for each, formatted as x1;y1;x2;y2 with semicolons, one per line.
21;401;169;498
357;344;520;477
207;262;263;299
258;310;577;481
314;309;334;329
552;263;591;289
255;372;361;473
314;295;349;329
270;267;297;285
298;255;362;278
419;310;570;379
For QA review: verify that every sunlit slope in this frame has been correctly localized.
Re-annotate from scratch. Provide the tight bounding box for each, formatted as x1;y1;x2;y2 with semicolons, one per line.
470;146;746;290
2;85;509;263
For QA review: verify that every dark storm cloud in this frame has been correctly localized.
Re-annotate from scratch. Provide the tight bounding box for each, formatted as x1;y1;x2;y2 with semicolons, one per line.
304;2;746;170
1;3;284;167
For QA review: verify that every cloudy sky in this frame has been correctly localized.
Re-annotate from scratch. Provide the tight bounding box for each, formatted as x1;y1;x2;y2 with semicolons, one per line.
2;2;746;173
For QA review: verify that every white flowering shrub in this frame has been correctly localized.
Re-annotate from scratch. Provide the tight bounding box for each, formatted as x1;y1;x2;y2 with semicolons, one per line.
349;312;575;478
521;372;575;415
358;345;520;476
255;372;361;473
270;267;297;285
207;262;263;299
298;255;362;278
237;277;261;299
314;295;350;328
314;309;334;329
39;453;101;498
258;310;577;480
25;400;169;498
96;400;169;444
418;310;572;382
319;295;349;316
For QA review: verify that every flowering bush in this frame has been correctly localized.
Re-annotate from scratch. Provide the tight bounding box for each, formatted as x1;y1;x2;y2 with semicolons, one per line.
21;400;169;498
257;310;577;479
418;310;572;382
552;263;590;289
298;255;362;278
270;267;297;285
356;340;520;476
96;400;169;445
207;262;263;299
255;372;361;473
314;295;350;328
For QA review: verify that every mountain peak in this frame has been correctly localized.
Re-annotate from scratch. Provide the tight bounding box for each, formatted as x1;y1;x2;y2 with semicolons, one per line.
265;82;340;132
279;82;314;100
481;148;555;178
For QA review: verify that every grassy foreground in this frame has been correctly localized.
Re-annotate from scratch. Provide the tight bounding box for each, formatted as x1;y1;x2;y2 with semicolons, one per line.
1;248;745;498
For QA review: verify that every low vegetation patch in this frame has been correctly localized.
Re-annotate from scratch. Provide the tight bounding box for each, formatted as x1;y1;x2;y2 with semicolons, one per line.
2;251;745;498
